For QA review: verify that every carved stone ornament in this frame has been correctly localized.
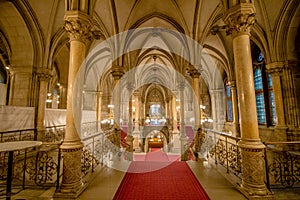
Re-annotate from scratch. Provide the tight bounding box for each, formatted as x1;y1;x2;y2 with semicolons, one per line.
225;12;255;36
189;68;201;78
64;19;92;42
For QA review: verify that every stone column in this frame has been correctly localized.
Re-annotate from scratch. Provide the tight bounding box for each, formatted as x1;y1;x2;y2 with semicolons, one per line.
228;81;240;135
168;95;173;126
111;66;123;148
178;81;189;161
190;69;203;153
96;91;103;131
59;85;67;109
58;12;92;197
190;69;201;129
125;83;134;160
266;63;288;141
223;3;271;197
210;90;217;130
172;94;179;133
133;91;140;133
36;69;52;141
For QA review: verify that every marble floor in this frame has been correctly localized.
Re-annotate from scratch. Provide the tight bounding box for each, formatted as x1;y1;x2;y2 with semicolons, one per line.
10;157;300;200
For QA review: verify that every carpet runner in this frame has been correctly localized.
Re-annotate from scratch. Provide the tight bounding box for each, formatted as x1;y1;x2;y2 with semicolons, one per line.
113;161;210;200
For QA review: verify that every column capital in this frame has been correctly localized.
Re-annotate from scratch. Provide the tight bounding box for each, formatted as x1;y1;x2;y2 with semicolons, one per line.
228;81;236;88
133;90;140;97
223;3;256;37
36;68;52;81
64;11;102;42
111;65;124;80
266;62;284;76
189;68;201;78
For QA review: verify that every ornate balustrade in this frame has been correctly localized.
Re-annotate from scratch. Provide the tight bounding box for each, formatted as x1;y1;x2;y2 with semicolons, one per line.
204;129;242;178
0;125;125;198
0;143;62;197
81;128;121;175
202;129;300;191
0;129;37;142
81;121;101;138
0;125;66;143
264;141;300;189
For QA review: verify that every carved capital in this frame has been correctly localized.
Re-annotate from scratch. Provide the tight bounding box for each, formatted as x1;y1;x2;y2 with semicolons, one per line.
223;3;256;37
64;11;103;42
111;66;124;80
36;68;52;82
228;81;236;88
189;69;201;78
266;62;284;77
64;19;92;42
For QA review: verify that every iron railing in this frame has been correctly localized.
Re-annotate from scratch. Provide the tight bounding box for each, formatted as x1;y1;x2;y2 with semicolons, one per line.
204;129;242;178
202;129;300;190
0;129;37;143
264;141;300;189
0;125;66;143
0;142;62;197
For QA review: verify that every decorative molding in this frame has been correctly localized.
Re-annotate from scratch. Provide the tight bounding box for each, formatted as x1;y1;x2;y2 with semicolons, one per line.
223;3;256;37
64;11;103;42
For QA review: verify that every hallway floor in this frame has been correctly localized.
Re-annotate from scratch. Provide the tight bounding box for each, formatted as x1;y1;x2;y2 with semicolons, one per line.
10;156;300;200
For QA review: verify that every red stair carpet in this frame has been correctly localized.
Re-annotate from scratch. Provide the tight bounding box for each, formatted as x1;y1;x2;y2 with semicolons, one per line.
113;160;210;200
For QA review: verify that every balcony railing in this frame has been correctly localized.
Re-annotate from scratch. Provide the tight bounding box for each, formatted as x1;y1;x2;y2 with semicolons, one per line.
264;141;300;189
0;142;62;197
202;129;300;191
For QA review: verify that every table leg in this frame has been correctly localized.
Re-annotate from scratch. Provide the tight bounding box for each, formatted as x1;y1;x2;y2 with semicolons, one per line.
6;151;13;200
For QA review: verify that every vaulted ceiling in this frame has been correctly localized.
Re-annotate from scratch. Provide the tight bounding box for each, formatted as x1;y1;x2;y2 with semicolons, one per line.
0;0;299;93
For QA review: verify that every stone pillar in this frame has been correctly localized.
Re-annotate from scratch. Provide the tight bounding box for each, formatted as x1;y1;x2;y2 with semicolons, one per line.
36;69;52;141
172;94;179;133
228;81;240;135
96;91;103;131
190;69;201;129
223;3;271;198
168;95;173;126
178;81;189;161
58;11;93;197
210;90;217;130
125;83;134;160
133;91;140;133
266;63;288;141
190;69;203;153
59;85;67;109
111;66;123;148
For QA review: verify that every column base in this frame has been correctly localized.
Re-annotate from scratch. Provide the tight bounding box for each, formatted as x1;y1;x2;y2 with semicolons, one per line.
237;183;275;200
238;139;274;199
180;136;189;161
54;181;87;199
125;135;134;161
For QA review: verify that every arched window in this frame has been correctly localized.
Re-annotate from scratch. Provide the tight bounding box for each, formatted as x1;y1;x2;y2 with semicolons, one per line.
252;43;276;125
0;62;7;84
254;68;266;124
225;81;233;122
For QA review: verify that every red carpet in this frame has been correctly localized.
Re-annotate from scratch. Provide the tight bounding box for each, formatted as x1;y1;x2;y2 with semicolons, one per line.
113;161;210;200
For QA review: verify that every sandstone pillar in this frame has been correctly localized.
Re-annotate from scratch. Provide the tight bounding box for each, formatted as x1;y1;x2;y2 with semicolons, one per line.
224;3;272;198
58;11;92;197
36;69;52;141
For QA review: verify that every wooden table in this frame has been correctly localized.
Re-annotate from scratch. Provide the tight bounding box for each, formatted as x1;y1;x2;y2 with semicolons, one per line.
0;141;42;200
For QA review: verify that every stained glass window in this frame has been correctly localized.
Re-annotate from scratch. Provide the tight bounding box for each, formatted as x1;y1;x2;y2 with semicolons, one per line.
252;44;277;126
269;91;276;124
225;83;233;122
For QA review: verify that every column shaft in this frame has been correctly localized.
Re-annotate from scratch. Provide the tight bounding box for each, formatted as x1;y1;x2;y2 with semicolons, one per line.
36;77;49;141
233;34;259;140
